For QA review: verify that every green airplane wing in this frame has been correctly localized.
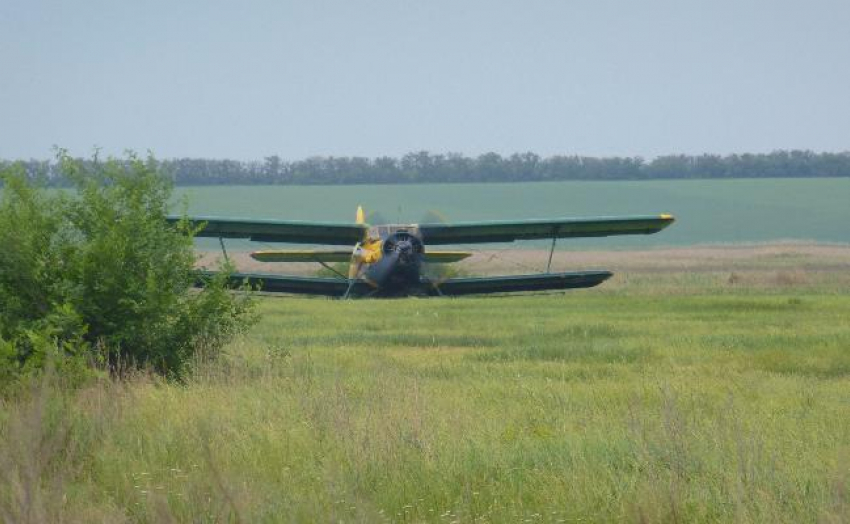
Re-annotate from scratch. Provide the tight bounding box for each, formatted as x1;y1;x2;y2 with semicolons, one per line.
425;270;613;296
250;249;353;263
167;215;367;245
418;214;674;245
199;271;371;296
200;270;612;297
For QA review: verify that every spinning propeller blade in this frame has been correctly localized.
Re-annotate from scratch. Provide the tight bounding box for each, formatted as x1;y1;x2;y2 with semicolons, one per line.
344;206;368;298
419;209;455;294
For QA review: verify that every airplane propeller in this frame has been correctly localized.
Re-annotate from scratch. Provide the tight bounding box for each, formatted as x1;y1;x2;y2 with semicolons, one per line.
342;242;363;299
341;207;470;297
343;205;369;299
419;209;454;294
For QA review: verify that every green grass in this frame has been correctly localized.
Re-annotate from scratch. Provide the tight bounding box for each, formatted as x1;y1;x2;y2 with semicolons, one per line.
2;283;850;522
175;178;850;247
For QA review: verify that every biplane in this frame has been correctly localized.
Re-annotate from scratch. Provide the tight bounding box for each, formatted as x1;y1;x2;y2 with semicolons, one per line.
169;207;674;298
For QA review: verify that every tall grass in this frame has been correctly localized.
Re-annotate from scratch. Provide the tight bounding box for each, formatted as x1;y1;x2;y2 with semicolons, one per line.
1;284;849;522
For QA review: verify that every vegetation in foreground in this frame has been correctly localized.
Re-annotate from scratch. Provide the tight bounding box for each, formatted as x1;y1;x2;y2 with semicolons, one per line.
0;154;255;386
1;274;849;523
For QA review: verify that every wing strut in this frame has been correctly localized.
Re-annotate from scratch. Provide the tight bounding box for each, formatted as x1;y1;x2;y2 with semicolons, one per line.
546;228;558;273
422;276;445;296
314;259;347;280
219;237;229;263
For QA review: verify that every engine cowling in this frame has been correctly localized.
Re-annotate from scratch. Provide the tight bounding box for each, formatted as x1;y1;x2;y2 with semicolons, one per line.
381;231;423;264
365;231;424;291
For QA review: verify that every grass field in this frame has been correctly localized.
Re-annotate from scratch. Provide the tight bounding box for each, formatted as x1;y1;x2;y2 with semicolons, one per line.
2;246;849;523
175;178;850;247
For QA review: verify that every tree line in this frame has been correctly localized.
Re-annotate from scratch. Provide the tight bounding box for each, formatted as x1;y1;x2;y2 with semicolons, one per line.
4;149;849;186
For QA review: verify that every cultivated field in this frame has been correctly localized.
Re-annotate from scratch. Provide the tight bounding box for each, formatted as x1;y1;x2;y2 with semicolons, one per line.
176;177;850;247
2;244;849;522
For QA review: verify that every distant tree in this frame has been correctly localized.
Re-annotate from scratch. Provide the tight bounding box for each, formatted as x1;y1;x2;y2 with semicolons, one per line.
4;150;850;187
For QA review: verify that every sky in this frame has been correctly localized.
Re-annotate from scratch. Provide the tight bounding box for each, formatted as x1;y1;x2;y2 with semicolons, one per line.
1;0;849;160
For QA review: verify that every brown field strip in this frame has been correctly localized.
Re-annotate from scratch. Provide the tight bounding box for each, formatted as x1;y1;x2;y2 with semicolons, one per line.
197;242;850;291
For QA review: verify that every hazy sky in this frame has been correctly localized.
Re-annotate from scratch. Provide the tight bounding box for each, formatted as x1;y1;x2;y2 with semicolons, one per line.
2;0;849;160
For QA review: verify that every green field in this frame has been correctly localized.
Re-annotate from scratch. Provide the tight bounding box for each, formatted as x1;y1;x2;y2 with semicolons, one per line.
2;263;849;522
175;178;850;248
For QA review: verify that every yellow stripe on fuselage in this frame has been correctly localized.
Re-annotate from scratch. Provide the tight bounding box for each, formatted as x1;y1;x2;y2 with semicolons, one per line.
358;238;383;264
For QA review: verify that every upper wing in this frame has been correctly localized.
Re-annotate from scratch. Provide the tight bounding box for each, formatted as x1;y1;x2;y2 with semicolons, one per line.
426;270;613;296
418;214;674;245
168;216;367;245
200;271;370;296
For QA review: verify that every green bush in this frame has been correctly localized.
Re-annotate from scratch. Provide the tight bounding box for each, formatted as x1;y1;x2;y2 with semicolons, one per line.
0;152;255;384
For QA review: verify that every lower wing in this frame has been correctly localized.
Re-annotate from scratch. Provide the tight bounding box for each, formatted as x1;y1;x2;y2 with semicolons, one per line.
199;270;612;297
425;270;613;296
199;271;369;296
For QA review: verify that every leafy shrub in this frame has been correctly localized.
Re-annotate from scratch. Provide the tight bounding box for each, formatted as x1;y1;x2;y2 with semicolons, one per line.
0;152;255;384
